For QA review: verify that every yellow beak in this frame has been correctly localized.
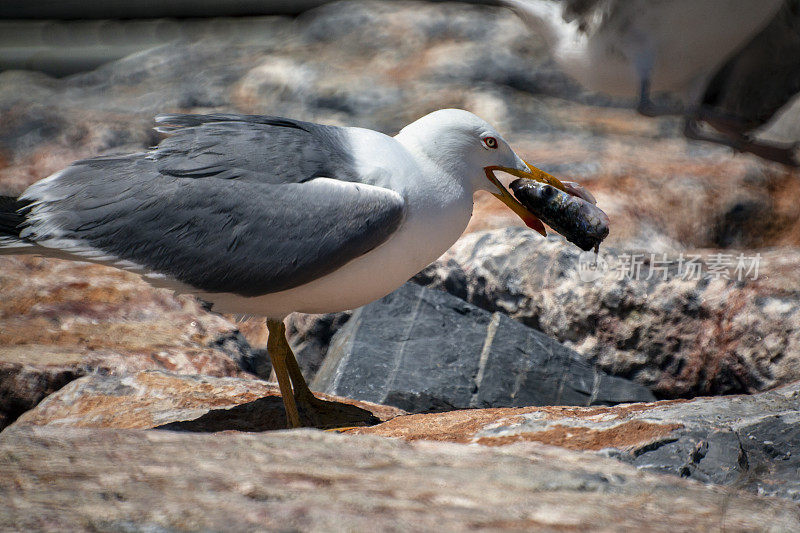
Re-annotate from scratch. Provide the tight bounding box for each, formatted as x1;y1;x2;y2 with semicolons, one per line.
486;159;568;237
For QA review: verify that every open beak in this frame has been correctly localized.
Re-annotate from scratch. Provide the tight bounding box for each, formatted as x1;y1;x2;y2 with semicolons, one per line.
485;159;568;237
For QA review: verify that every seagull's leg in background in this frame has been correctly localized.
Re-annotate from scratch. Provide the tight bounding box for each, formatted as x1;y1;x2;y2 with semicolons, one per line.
734;138;799;167
684;117;800;167
266;319;302;428
631;45;684;118
636;77;659;117
631;43;664;117
636;77;685;117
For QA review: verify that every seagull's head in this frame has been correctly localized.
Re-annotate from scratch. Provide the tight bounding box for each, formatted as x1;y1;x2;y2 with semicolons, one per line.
396;108;570;235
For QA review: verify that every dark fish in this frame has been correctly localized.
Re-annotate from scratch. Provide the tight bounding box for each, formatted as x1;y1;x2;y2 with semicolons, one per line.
510;178;609;252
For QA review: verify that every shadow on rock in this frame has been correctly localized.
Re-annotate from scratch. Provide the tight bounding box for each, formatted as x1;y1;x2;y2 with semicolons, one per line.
6;371;402;433
154;395;380;432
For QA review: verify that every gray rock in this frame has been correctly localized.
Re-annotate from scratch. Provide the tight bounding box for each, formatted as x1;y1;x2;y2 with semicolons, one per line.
508;382;800;501
209;329;271;380
415;227;800;399
286;311;351;379
355;380;800;502
0;17;292;77
312;282;654;412
2;426;799;532
613;383;800;501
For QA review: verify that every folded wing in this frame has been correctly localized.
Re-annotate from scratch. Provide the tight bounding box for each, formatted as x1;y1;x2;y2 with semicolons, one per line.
11;115;406;296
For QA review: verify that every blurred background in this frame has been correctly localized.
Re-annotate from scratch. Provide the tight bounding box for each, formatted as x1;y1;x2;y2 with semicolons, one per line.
2;0;800;417
2;0;798;247
4;2;800;524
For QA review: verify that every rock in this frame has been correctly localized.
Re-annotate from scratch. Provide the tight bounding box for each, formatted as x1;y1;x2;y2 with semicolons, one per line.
1;0;799;431
0;256;264;430
286;311;351;379
0;38;291;194
312;282;654;412
7;370;403;432
415;227;800;398
2;426;799;531
351;381;800;502
0;358;79;431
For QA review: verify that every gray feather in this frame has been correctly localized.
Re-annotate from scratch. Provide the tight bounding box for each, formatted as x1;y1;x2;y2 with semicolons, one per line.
151;114;361;184
19;116;406;296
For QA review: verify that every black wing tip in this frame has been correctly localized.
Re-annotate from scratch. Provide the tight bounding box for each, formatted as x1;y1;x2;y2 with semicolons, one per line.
0;195;29;238
153;113;310;132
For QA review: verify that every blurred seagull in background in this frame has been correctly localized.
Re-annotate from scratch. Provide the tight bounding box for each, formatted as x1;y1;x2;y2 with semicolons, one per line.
501;0;800;165
693;0;800;165
0;109;576;428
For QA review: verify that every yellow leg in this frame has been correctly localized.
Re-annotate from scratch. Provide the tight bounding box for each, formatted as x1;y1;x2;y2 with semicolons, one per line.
266;319;302;428
284;344;323;405
266;317;379;430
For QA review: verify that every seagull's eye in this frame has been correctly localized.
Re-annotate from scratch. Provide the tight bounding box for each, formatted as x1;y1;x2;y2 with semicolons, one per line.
483;136;498;149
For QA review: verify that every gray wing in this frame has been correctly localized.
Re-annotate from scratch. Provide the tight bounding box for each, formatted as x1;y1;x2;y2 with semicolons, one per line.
18;117;405;296
151;113;363;184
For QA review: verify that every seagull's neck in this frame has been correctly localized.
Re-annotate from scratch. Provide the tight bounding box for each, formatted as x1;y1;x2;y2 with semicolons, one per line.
393;131;478;197
344;126;474;201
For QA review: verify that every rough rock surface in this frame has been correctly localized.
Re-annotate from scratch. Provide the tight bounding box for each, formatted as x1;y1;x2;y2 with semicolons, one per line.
312;282;654;412
2;426;799;532
0;256;264;430
1;0;799;408
8;370;403;431
0;4;797;526
352;381;800;502
415;227;800;398
286;311;353;378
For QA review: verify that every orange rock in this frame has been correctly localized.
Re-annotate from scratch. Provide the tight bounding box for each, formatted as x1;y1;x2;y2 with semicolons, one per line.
0;255;261;429
10;370;404;431
349;402;685;452
349;382;800;500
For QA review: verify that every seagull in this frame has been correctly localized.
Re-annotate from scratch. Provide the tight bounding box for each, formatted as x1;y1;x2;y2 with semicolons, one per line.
500;0;799;165
0;109;574;428
690;0;800;166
